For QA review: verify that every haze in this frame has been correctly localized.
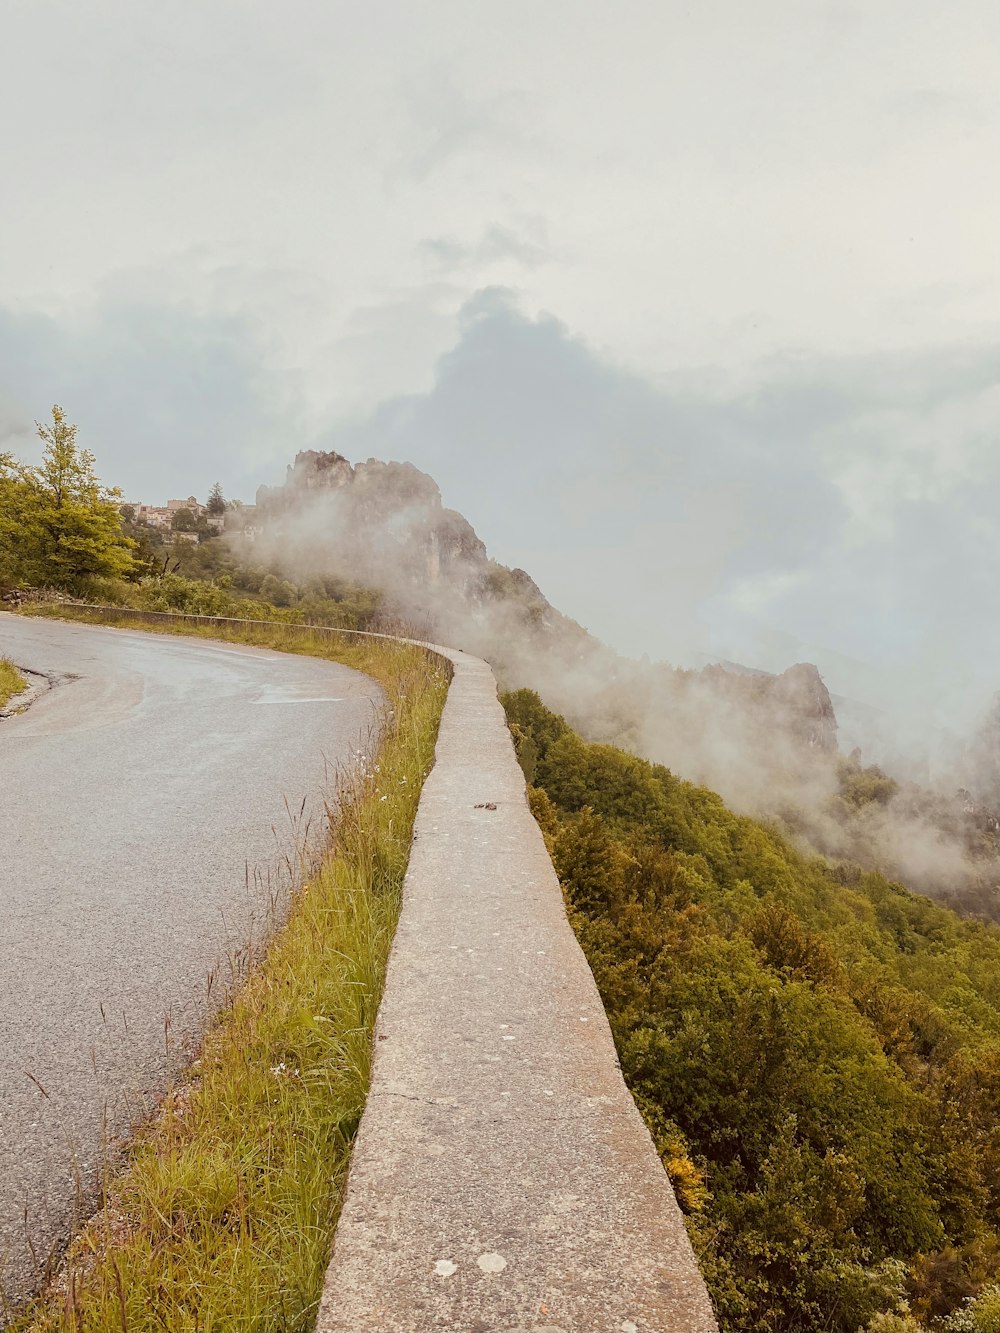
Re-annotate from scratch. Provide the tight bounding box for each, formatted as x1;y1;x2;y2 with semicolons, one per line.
2;0;998;731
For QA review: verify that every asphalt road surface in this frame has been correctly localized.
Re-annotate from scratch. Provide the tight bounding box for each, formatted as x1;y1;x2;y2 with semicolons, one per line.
0;613;383;1305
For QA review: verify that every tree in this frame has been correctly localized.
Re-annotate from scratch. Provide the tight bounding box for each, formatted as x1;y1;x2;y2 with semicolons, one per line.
118;506;163;577
0;406;134;590
0;468;29;588
259;573;297;607
206;482;226;517
171;507;197;532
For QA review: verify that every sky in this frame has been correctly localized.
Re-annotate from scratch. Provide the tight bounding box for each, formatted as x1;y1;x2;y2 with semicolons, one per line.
2;0;999;728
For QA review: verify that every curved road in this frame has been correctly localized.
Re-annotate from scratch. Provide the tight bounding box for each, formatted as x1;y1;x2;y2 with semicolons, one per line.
0;613;382;1303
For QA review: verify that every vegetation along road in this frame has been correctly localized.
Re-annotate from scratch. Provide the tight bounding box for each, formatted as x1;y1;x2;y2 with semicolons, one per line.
0;613;383;1305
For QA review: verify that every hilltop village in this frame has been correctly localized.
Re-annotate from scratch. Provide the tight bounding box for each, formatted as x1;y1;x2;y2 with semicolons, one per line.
118;487;256;544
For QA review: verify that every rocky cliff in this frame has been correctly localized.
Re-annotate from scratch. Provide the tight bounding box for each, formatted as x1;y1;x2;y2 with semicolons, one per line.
250;448;842;814
256;451;487;595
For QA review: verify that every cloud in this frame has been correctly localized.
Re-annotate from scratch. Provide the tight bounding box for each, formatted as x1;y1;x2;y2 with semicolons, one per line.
394;68;537;182
418;220;552;272
322;290;847;653
317;291;1000;747
0;291;298;502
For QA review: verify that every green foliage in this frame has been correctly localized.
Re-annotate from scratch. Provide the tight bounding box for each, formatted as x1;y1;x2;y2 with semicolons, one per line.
67;561;384;633
260;573;297;607
170;506;197;532
837;754;900;812
206;481;226;516
508;721;538;785
503;689;1000;1333
136;572;292;619
503;686;570;760
966;1284;1000;1332
0;407;134;591
0;658;26;709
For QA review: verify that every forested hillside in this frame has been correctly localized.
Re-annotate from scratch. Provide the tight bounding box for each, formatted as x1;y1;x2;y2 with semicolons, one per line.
503;688;1000;1333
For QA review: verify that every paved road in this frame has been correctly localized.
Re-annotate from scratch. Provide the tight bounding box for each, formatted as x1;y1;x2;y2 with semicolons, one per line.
0;614;382;1304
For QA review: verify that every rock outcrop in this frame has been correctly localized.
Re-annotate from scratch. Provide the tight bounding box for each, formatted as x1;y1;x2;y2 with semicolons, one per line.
771;663;839;752
256;451;487;595
249;448;842;816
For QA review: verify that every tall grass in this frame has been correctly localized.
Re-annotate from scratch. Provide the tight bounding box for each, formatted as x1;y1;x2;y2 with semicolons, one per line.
0;657;27;709
12;605;449;1332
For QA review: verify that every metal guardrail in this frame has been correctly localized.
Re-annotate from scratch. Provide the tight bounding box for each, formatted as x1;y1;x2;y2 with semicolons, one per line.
55;604;455;679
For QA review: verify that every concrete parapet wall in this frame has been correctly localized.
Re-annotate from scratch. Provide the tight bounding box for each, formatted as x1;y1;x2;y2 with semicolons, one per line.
319;646;717;1333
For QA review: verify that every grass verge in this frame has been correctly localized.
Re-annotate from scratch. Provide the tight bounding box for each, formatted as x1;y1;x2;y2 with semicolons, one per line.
0;656;27;708
12;604;449;1333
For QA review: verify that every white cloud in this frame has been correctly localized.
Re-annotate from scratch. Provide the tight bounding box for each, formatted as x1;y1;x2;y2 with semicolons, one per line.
3;0;1000;392
2;0;999;747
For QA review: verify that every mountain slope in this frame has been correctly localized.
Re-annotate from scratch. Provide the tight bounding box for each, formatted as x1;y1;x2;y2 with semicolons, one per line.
504;687;1000;1333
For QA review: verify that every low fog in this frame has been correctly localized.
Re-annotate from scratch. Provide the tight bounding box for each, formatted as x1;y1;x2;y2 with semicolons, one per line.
315;292;1000;765
241;415;1000;916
